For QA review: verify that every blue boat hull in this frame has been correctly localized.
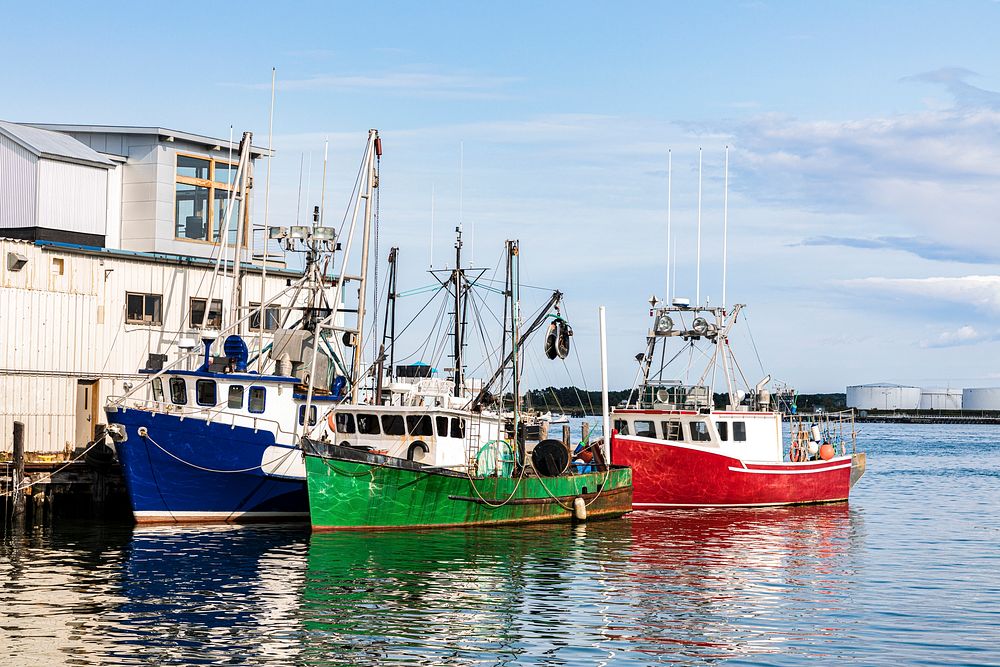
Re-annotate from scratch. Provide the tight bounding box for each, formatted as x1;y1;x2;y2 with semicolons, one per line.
107;408;308;524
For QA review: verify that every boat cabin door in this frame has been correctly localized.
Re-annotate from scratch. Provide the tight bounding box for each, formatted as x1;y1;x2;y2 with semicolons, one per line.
75;379;98;446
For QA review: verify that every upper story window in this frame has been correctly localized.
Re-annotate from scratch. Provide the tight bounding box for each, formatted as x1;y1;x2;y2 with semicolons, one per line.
249;303;281;331
175;154;244;244
190;298;223;329
126;292;162;325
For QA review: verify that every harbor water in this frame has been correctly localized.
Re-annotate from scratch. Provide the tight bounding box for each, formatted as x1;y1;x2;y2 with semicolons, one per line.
2;422;998;665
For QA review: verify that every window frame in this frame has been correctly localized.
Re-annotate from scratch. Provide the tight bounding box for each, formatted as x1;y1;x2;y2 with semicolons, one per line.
661;420;683;441
247;386;266;414
174;152;248;245
689;420;712;442
436;416;449;437
717;421;729;441
151;377;164;403
407;414;434;437
168;377;187;405
449;418;466;439
381;414;406;436
634;420;657;438
248;302;281;331
190;297;224;329
335;412;356;434
125;292;163;326
356;414;381;435
195;379;217;406
298;404;318;426
733;421;747;442
613;419;630;436
227;384;244;409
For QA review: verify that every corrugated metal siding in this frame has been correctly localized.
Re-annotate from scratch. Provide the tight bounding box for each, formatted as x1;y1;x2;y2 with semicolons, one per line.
0;132;38;229
37;158;108;236
0;238;309;454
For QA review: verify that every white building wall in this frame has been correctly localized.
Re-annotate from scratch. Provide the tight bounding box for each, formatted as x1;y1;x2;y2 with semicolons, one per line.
36;158;109;237
962;388;1000;411
846;384;921;410
105;164;123;249
919;389;963;410
0;132;38;229
0;238;313;455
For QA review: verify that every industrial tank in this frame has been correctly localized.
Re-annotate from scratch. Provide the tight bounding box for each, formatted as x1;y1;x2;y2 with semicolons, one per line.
919;388;963;410
846;383;921;411
961;388;1000;410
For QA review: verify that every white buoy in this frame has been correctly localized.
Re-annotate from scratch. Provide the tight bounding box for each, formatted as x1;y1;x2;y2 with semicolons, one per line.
573;496;588;522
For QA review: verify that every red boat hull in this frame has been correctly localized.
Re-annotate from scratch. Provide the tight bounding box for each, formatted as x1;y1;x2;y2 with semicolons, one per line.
612;436;857;507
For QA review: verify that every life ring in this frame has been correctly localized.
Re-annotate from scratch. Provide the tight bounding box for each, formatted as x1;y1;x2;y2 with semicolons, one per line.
789;441;804;462
327;411;338;432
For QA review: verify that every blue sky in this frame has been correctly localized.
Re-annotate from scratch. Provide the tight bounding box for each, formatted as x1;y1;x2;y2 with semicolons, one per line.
4;1;1000;392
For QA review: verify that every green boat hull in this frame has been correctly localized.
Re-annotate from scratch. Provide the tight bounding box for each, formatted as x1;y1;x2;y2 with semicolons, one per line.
302;439;633;531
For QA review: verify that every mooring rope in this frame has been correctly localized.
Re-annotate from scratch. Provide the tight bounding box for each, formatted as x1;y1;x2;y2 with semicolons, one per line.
0;438;105;498
142;430;300;475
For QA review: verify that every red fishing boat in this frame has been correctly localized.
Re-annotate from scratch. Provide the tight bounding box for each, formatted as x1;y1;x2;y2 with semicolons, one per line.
610;300;866;507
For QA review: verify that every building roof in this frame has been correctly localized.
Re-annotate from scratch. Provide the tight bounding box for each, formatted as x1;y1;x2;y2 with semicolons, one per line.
24;123;273;158
0;120;114;168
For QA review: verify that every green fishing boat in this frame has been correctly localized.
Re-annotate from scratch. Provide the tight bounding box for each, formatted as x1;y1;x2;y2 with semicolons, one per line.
300;235;633;530
303;439;631;530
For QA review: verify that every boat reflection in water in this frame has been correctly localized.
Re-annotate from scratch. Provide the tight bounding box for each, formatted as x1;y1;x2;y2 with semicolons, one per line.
112;524;309;665
616;504;865;662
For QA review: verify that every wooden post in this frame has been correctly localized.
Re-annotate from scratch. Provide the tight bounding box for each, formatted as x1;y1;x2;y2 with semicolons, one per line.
12;421;25;521
562;424;571;448
582;421;590;444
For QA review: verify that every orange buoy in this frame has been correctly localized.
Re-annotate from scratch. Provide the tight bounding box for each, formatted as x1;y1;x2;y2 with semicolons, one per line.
327;411;337;432
819;443;835;460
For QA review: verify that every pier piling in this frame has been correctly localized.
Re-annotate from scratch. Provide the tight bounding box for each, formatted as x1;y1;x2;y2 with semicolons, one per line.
562;425;571;448
12;420;25;522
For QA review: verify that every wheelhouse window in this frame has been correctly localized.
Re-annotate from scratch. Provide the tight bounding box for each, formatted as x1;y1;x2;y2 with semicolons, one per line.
248;386;266;414
298;405;317;426
228;385;244;408
634;420;656;438
151;378;164;403
436;416;449;437
126;293;162;325
717;422;729;441
733;421;747;442
175;154;245;243
169;377;187;405
661;420;683;441
613;419;629;436
449;418;466;439
249;303;281;331
407;415;434;437
190;298;223;328
335;413;356;433
357;414;381;435
690;421;712;442
195;379;217;406
382;414;406;436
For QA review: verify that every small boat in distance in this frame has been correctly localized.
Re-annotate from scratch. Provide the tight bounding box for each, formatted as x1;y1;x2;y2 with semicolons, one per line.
540;411;569;424
610;299;866;508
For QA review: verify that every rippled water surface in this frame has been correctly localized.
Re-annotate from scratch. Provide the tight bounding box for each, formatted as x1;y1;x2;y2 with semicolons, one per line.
2;423;999;665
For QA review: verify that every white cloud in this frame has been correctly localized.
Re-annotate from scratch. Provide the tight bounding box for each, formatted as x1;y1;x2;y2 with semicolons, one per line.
841;275;1000;314
229;70;522;100
921;325;996;348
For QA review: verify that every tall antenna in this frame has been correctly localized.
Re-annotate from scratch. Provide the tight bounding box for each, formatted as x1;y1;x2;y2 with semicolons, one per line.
226;125;234;277
666;149;672;304
295;153;304;226
258;66;276;372
722;145;730;309
319;137;329;228
430;184;435;268
304;152;312;224
696;147;703;305
459;141;467;265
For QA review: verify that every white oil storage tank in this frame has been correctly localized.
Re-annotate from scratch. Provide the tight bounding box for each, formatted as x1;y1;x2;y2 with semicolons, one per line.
919;388;963;410
847;383;921;411
961;388;1000;411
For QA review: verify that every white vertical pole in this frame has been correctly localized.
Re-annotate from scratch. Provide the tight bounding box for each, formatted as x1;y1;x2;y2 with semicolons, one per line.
430;184;435;268
319;138;329;227
258;66;275;372
666;149;672;304
696;147;703;305
722;145;730;310
305;152;312;223
599;305;611;463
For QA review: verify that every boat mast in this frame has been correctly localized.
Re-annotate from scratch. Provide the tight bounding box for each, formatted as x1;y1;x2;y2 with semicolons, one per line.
230;131;252;336
508;240;522;467
451;227;465;398
376;246;399;403
350;129;381;403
